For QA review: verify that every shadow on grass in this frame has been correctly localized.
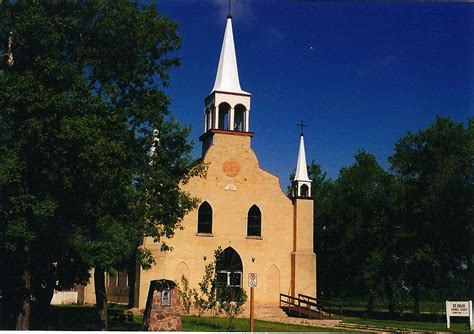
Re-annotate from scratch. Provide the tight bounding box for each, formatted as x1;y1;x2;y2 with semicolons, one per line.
28;304;141;331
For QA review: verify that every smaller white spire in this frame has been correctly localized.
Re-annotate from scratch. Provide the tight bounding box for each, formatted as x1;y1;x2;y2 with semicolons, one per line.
294;135;311;182
211;16;249;95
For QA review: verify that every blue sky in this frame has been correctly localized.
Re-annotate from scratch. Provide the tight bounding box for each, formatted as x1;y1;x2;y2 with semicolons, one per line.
156;1;473;188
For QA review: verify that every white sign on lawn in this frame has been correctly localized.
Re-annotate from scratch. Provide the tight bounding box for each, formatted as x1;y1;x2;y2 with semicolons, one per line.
248;273;257;288
446;300;473;330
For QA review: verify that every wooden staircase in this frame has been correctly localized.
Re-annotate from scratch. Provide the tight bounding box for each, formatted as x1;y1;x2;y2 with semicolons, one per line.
279;293;342;320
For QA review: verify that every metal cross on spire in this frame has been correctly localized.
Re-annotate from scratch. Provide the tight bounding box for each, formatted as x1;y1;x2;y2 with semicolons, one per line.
228;0;232;18
297;120;307;136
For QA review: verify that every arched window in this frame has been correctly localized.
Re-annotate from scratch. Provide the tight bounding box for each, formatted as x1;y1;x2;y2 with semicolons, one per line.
247;205;261;237
300;184;309;198
198;201;212;234
234;104;246;131
218;103;230;130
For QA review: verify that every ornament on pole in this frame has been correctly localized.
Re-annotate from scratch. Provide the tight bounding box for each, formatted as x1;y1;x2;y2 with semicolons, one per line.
7;32;14;67
1;32;14;67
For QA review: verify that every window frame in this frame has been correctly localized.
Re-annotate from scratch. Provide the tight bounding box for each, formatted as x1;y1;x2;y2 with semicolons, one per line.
247;204;262;237
197;201;213;234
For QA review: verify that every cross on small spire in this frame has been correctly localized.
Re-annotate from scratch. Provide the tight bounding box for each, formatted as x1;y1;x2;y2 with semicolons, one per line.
228;0;232;18
297;120;307;136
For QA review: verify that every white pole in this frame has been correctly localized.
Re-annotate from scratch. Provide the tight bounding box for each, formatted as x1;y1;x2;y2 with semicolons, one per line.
446;300;450;329
469;300;473;331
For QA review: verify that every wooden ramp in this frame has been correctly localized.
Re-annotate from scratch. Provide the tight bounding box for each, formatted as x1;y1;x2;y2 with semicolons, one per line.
280;293;342;320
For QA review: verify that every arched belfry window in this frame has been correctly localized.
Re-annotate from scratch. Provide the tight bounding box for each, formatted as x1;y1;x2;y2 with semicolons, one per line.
247;205;261;237
300;184;309;198
234;104;246;132
198;201;212;234
205;108;211;131
218;103;230;130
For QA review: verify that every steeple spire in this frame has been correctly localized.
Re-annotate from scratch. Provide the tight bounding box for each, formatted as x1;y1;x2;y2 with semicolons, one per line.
211;16;249;95
294;134;311;182
201;14;252;148
292;126;312;198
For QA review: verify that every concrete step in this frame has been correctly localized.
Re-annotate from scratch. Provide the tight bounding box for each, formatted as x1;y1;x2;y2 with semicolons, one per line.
255;306;289;320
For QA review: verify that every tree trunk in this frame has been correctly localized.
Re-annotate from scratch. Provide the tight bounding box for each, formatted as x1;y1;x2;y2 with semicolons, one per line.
127;249;139;309
94;267;108;331
384;277;395;316
127;268;135;309
15;257;31;330
366;289;375;315
412;283;420;318
31;280;54;330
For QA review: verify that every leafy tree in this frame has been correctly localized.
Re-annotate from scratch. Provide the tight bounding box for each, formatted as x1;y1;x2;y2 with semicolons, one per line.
0;1;203;330
389;116;473;315
304;161;334;299
316;152;403;314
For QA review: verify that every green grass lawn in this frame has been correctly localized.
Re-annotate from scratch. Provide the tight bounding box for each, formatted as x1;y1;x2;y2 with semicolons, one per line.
25;305;343;331
343;316;473;333
334;299;446;314
9;303;471;332
182;315;344;332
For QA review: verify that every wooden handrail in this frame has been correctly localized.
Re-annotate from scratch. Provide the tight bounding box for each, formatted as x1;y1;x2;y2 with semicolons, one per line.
298;293;343;320
298;294;343;308
280;293;343;320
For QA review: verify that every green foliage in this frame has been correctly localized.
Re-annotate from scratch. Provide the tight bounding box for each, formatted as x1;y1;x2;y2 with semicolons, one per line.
177;275;193;314
316;152;403;313
192;247;223;317
192;261;215;316
389;116;473;313
0;1;204;329
217;286;248;329
312;116;472;318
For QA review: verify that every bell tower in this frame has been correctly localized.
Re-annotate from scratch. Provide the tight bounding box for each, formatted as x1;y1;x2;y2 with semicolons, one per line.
201;15;252;156
290;123;316;298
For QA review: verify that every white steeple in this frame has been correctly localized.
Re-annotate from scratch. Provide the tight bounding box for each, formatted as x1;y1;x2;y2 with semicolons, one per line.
292;129;312;199
294;135;311;182
202;15;251;138
211;16;249;95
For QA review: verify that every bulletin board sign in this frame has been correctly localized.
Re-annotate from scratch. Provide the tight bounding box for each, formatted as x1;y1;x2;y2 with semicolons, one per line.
446;300;473;330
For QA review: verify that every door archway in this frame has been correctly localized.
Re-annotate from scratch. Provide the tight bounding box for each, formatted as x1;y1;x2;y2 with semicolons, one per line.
216;247;243;294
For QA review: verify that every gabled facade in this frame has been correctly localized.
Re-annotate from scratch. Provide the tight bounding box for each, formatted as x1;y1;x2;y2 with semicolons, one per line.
135;15;317;310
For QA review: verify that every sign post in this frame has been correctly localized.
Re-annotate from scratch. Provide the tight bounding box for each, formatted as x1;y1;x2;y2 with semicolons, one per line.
446;300;473;330
248;273;257;332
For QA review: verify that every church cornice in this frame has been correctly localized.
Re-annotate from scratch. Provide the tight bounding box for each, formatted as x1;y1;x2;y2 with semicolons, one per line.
205;90;252;105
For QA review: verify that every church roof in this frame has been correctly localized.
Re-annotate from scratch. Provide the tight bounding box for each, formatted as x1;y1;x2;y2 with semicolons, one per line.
211;16;250;95
294;135;311;182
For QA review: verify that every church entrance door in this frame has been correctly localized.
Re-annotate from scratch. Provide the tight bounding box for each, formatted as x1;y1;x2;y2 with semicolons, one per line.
216;247;243;298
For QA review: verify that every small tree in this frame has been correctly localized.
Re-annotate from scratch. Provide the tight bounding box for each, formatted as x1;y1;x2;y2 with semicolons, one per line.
191;247;224;317
218;286;247;329
192;261;214;316
177;275;192;314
